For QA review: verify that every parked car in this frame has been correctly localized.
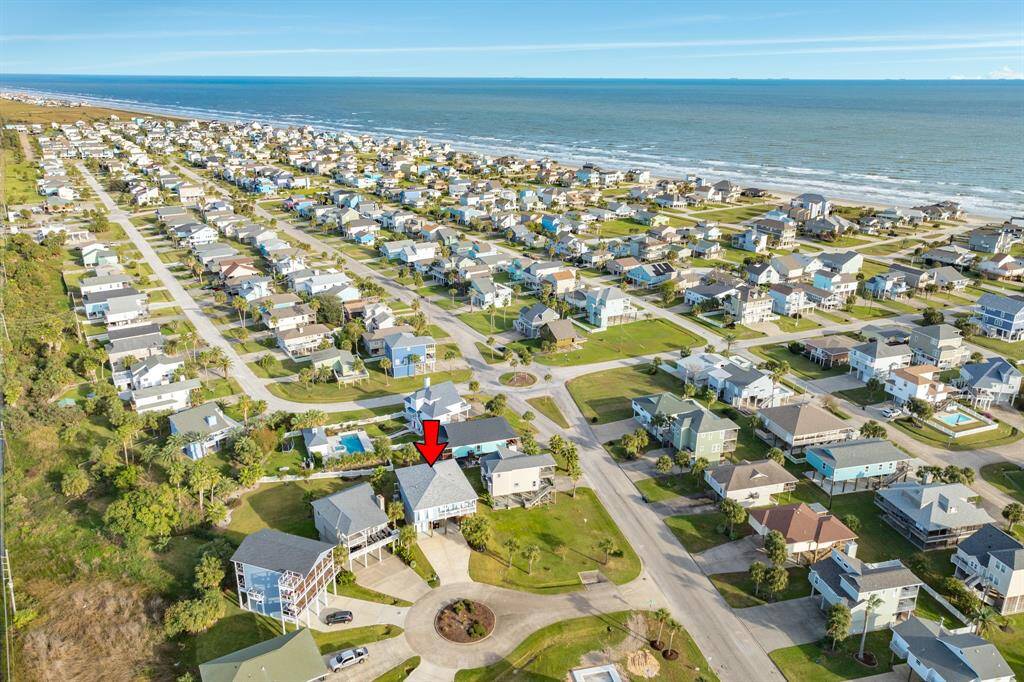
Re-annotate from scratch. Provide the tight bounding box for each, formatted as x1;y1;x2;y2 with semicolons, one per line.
324;610;353;625
328;646;368;671
881;407;902;420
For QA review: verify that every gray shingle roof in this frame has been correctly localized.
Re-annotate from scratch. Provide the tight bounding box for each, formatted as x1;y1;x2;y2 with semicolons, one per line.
311;483;388;537
806;439;912;468
440;416;517;448
708;459;797;492
877;482;994;532
230;529;334;576
396;459;477;512
892;616;1012;682
481;447;556;476
168;402;240;437
759;403;850;437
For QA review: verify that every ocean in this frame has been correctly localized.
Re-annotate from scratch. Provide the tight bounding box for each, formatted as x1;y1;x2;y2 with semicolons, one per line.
4;75;1023;216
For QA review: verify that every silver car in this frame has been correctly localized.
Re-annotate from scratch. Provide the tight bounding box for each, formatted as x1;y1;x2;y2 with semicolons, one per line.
328;646;369;672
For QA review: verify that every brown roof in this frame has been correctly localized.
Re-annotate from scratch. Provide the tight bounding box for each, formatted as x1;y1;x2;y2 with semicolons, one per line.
748;503;857;545
758;403;850;438
708;459;798;492
542;319;581;342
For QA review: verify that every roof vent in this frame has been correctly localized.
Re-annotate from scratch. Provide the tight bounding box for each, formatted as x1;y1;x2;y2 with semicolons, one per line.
205;415;217;427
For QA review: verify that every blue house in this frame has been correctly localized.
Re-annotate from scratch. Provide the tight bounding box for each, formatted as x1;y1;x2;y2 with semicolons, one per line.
974;292;1024;342
440;416;518;459
250;177;276;194
541;214;562;233
805;439;914;492
231;529;336;632
383;331;436;378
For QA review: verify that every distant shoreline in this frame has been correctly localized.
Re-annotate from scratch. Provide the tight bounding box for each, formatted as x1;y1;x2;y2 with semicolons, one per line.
4;85;1009;222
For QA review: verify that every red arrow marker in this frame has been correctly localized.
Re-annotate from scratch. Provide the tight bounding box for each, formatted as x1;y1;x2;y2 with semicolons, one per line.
414;419;447;467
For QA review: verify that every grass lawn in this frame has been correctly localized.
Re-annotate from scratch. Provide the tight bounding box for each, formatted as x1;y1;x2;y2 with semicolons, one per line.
336;582;412;608
769;630;893;682
224;479;352;542
634;474;703;502
510;318;703;367
199;377;241;401
860;260;890;278
968;334;1024;361
844;303;895;321
835;385;888;407
526;396;570;428
468;489;641;593
989;613;1024;679
474;342;504;364
685;313;766;340
458;306;518;334
596;218;647;239
409;542;440;587
373;657;421;682
709;567;811;609
816;309;851;324
878;298;919;315
455;610;716;682
566;363;681;424
689;203;772;224
752;344;846;381
246;359;301;379
980;462;1024;503
267;367;473;402
914;589;964;628
775;316;822;333
892;417;1022;452
664;512;752;554
861;239;921;256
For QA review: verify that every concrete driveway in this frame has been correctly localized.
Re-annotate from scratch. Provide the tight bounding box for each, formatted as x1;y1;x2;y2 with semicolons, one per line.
694;536;762;576
734;596;826;652
809;374;865;393
312;593;409;631
592;418;642;443
417;531;472;585
352;554;432;603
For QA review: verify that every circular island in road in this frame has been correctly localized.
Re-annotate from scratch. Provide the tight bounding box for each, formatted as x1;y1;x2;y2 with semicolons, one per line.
434;599;496;644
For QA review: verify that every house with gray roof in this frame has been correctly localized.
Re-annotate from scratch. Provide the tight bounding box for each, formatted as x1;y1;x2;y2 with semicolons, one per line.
130;378;200;415
403;378;471;435
168;402;241;460
514;302;559;338
973;292;1024;341
849;340;912;382
395;460;477;534
231;529;337;632
669;398;740;464
909;324;968;369
955;357;1023;408
702;358;794;410
441;416;518;459
198;628;328;682
876;482;994;550
481;447;557;508
311;483;396;569
890;616;1013;682
952;524;1024;615
810;549;922;631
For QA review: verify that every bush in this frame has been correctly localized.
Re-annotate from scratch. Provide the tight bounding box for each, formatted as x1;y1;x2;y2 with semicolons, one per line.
468;622;486;639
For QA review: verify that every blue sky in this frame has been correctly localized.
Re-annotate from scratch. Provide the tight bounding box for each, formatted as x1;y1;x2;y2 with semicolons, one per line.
2;0;1022;79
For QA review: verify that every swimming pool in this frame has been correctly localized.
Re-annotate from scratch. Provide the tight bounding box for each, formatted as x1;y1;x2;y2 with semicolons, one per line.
937;412;976;427
334;432;367;454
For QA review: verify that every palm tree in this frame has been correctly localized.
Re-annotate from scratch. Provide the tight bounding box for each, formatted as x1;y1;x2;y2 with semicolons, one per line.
597;537;615;564
664;618;681;655
380;358;392;384
973;606;1002;639
653;607;671;646
503;537;520;572
522;544;541;574
237;395;254;425
232;296;249;326
857;594;884;660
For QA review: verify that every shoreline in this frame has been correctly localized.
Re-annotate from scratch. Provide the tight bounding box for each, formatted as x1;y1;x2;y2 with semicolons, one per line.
3;86;1012;222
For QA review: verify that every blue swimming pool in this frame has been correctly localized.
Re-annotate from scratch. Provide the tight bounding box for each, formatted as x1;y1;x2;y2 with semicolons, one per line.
335;432;366;454
937;412;976;427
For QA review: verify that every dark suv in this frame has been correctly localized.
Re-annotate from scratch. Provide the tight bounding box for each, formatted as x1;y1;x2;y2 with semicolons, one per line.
324;610;354;625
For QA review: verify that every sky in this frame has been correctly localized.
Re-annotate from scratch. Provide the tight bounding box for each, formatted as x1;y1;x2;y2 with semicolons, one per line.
1;0;1022;79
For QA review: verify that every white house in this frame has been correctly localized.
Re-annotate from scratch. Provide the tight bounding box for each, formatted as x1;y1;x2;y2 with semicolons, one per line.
130;378;200;414
809;549;922;631
396;460;477;534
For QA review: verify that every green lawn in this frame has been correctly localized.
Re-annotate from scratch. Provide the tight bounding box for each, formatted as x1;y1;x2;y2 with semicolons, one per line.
635;474;703;502
409;542;439;587
844;303;895;320
710;567;811;608
454;610;717;682
860;260;890;278
373;657;421;682
596;218;647;238
566;363;682;423
458;306;518;334
835;385;889;407
892;417;1022;452
980;462;1024;503
861;239;921;256
474;342;504;364
199;377;241;401
509;318;702;367
914;589;964;628
752;344;847;380
689;203;773;224
267;367;473;403
990;613;1024;680
313;624;404;655
774;316;822;333
526;396;570;428
685;313;766;340
816;309;851;324
336;582;412;608
770;630;893;682
246;359;301;379
224;479;352;542
468;488;641;593
968;334;1024;361
664;512;752;553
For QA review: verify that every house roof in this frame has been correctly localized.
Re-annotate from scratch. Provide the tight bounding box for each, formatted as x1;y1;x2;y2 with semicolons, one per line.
811;551;921;601
806;439;913;468
440;416;517;448
852;340;912;360
543;318;580;341
957;523;1024;567
633;392;692;419
892;616;1012;682
481;447;556;476
758;403;850;437
959;358;1022;391
876;482;994;532
748;503;857;545
406;380;465;419
395;459;477;512
707;459;797;492
198;628;328;682
230;528;334;576
977;292;1024;315
168;402;239;438
310;483;388;538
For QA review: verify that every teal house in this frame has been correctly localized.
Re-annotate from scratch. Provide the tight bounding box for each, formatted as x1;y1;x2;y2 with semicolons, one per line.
440;416;518;459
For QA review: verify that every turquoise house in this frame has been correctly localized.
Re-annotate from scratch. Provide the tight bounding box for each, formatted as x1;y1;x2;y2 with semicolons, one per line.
440;417;518;459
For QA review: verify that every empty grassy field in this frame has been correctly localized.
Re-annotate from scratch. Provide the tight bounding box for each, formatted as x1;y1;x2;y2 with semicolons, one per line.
511;318;702;367
567;363;682;423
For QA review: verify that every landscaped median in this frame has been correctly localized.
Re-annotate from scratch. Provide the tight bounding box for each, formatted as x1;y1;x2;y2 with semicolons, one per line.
454;610;717;682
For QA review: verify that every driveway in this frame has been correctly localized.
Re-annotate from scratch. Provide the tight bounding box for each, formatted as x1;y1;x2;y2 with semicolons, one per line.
326;636;417;681
734;596;826;651
313;593;408;631
417;531;472;585
591;418;642;443
353;554;432;604
809;374;865;393
693;536;762;576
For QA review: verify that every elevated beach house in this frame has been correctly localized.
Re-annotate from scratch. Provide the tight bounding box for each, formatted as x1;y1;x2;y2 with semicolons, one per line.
311;483;397;569
396;460;477;534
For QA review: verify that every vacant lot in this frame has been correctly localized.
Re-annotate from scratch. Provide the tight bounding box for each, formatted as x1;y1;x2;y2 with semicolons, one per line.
567;363;681;423
511;318;701;367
